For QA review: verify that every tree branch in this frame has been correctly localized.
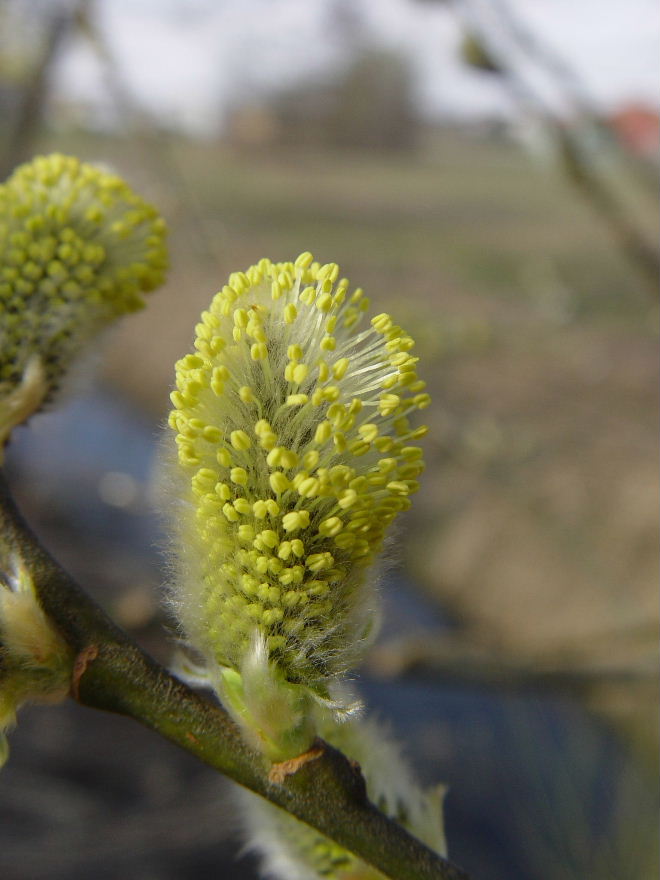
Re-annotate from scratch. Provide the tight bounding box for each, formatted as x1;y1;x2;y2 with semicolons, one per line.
0;471;469;880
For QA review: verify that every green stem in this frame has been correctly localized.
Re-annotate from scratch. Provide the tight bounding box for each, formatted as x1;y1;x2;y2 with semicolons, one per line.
0;471;469;880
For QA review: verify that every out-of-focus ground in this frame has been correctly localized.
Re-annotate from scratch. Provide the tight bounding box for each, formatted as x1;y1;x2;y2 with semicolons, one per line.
2;124;656;880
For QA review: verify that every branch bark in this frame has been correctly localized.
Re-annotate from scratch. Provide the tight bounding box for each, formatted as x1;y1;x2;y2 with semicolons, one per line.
0;471;469;880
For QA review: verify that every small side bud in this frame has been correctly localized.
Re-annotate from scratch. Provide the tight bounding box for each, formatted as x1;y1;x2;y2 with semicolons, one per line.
0;153;168;450
0;552;74;767
238;712;447;879
217;634;319;762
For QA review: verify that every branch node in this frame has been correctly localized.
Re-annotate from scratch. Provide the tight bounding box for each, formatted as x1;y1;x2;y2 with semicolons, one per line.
71;644;99;699
268;739;326;784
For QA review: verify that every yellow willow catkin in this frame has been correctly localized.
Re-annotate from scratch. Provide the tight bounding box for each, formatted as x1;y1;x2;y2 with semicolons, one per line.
0;153;167;442
162;253;429;757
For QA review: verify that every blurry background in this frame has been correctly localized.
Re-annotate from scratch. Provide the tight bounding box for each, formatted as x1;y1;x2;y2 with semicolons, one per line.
0;1;658;878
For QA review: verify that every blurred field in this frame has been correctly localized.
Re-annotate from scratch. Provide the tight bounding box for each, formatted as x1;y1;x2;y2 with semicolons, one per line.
6;124;658;879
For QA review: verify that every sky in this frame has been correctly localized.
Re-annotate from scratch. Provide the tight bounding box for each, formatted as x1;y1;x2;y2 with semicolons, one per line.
52;0;660;135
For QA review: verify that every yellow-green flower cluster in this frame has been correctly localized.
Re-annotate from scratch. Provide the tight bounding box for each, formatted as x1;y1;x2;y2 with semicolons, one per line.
165;252;429;707
0;153;167;423
1;553;73;768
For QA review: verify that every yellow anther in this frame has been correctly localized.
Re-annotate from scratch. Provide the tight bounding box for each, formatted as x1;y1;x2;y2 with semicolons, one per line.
268;558;284;575
277;541;292;560
283;590;300;607
230;430;251;450
203;425;222;442
234;498;251;515
375;437;394;452
292;363;308;384
371;313;393;333
379;394;401;416
338;489;358;509
257;529;279;549
282;510;310;532
318;517;343;537
238;386;255;404
333;432;347;452
288;344;304;360
358;424;379;443
284;303;297;324
321;335;336;351
255;557;270;575
241;574;259;594
387;481;409;495
269;472;290;494
252;500;268;519
334;531;356;549
279;565;304;586
297;477;320;498
266;447;283;468
222;502;240;522
250;342;268;361
294;251;314;269
414;393;431;409
280;449;298;469
306;552;334;572
215;447;232;467
238;525;255;542
332;358;350;380
302;450;319;470
259;431;277;451
317;262;339;283
324;386;341;402
233;308;249;328
215;482;232;500
246;602;263;620
286;394;308;406
230;467;248;486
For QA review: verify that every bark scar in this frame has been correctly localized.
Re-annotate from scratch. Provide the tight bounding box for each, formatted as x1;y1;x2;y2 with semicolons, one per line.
71;644;99;699
268;740;326;784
